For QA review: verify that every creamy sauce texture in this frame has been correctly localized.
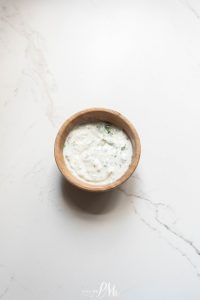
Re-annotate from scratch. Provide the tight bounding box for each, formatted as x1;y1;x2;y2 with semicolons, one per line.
63;122;133;185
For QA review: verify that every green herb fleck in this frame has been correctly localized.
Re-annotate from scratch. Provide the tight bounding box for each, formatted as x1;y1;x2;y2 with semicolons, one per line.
121;145;126;151
105;123;112;134
96;123;101;129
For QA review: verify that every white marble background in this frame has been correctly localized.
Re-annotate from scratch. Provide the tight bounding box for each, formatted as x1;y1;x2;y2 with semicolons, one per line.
0;0;200;299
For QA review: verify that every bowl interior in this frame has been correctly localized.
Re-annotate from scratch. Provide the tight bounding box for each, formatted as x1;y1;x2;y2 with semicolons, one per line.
54;109;141;192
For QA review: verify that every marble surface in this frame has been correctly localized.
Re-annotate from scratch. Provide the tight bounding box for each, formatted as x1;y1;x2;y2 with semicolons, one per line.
1;0;200;299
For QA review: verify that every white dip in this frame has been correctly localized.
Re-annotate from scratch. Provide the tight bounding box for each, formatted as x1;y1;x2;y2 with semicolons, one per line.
63;122;133;185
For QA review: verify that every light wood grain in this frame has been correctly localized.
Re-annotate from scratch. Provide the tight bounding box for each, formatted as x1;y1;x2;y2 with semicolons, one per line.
54;108;141;192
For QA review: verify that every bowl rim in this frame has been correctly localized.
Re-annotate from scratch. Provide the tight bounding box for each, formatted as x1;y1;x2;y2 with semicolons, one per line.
54;107;141;192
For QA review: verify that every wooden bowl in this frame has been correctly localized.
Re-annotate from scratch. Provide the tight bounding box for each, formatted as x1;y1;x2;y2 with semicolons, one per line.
54;108;141;192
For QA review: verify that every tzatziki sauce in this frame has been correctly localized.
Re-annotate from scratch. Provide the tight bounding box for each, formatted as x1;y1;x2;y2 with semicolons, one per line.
63;122;133;185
